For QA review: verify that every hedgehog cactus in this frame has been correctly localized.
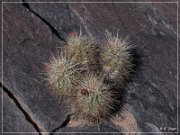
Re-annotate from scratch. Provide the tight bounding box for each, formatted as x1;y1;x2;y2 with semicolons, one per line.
45;53;80;96
45;31;134;124
101;32;133;83
66;32;94;67
73;74;114;122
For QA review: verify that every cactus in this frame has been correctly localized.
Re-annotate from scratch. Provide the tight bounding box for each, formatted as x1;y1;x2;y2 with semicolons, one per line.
101;32;133;84
45;31;134;124
45;53;81;96
72;73;115;123
66;32;95;69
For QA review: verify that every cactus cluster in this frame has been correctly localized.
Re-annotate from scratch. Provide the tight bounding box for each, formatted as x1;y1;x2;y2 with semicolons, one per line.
45;31;133;124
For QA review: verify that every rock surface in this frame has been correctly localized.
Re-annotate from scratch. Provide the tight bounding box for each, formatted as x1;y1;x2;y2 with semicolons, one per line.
1;1;179;134
0;89;38;134
1;3;69;133
56;125;124;135
24;0;83;41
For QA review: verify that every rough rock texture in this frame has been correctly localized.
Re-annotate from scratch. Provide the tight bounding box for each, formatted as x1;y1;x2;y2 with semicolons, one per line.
55;125;124;135
1;1;179;134
1;3;69;133
0;89;38;134
24;0;83;41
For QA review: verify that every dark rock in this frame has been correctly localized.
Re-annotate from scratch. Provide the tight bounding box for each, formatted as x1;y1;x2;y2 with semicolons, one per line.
0;89;38;134
54;124;124;135
23;0;83;41
127;33;177;132
69;2;177;42
1;3;69;132
143;122;163;135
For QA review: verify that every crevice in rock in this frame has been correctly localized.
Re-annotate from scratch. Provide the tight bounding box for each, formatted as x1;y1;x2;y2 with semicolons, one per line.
21;0;66;42
0;82;46;135
50;114;71;135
